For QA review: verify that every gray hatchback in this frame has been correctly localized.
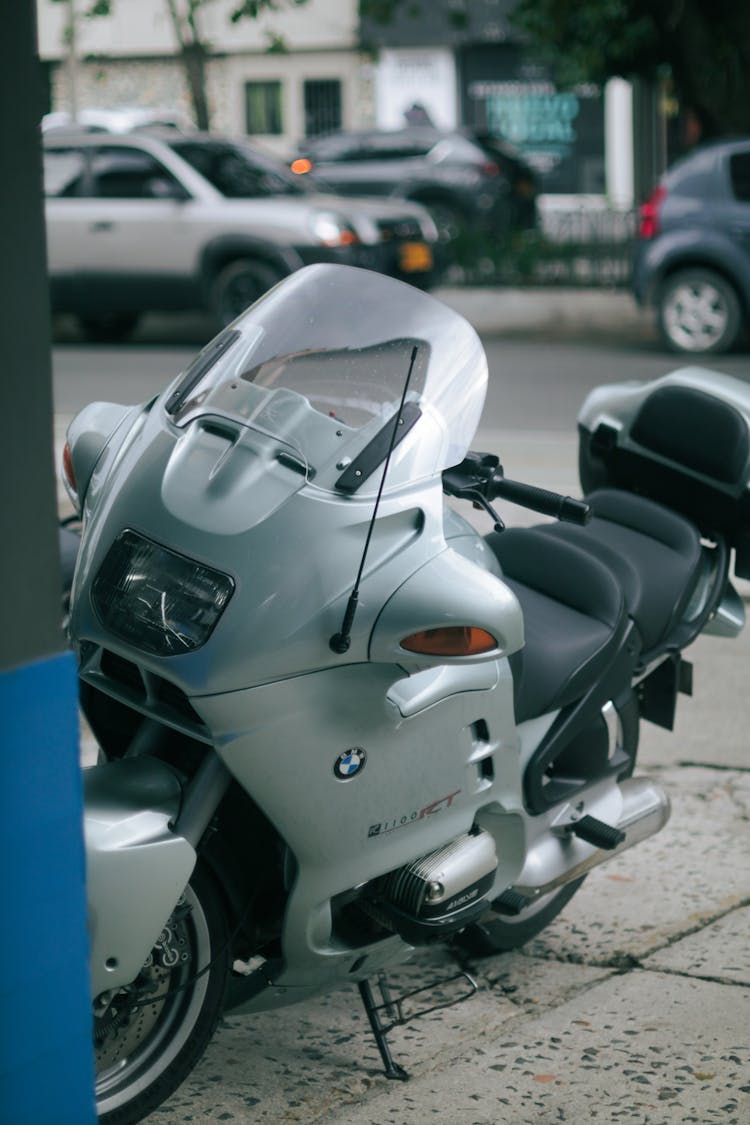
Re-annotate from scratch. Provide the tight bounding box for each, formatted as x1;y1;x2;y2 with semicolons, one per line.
633;136;750;354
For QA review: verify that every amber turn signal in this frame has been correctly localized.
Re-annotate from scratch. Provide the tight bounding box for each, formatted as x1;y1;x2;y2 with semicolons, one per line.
400;626;497;656
291;158;313;175
62;441;77;495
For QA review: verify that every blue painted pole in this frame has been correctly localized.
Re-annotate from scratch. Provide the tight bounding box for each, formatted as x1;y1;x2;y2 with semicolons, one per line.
0;652;96;1124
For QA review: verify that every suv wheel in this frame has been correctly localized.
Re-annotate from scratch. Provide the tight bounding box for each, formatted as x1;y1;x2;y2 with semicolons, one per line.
658;268;742;354
210;259;281;326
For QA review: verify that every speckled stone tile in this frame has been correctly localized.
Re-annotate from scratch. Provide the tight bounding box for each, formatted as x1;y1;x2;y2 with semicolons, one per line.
644;904;750;985
466;949;614;1011
139;767;750;1121
516;765;750;965
323;971;750;1125
142;952;608;1123
637;627;750;771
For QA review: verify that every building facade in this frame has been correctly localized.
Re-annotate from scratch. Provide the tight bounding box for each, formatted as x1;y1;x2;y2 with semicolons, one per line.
37;0;370;155
361;0;638;207
37;0;646;205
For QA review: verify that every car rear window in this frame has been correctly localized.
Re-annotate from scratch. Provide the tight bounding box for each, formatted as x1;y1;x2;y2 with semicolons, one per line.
360;141;431;160
730;152;750;202
666;148;719;196
304;134;364;161
313;130;442;162
428;135;485;164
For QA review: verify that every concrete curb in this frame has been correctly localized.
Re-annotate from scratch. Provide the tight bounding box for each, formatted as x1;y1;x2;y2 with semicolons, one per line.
435;285;654;337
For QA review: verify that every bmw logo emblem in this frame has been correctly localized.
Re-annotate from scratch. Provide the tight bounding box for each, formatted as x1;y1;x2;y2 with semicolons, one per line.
334;747;367;781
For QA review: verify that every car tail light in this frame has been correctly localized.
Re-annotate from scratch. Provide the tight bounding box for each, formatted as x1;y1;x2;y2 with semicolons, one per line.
638;184;666;239
291;157;312;175
480;161;500;178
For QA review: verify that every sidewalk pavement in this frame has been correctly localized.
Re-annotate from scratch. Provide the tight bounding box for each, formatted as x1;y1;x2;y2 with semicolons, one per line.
435;284;655;340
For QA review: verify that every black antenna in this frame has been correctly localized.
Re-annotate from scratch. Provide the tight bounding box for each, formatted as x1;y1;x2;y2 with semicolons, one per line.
330;344;419;654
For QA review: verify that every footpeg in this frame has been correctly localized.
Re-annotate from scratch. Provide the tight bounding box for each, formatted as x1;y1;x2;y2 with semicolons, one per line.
491;888;531;916
571;815;625;850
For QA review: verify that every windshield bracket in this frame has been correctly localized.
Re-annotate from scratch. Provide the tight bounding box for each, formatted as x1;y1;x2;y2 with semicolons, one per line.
335;402;422;494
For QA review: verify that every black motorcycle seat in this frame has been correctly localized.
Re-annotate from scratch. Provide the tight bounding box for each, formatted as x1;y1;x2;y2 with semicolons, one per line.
533;488;703;654
486;526;627;724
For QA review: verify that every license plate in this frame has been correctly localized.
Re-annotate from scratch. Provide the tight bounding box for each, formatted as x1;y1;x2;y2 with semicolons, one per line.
399;242;433;272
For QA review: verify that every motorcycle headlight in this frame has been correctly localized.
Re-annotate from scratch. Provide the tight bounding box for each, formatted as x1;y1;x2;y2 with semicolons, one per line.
92;530;234;656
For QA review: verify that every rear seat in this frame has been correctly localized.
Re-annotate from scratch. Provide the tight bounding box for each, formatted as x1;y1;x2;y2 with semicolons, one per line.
486;488;709;725
534;489;705;655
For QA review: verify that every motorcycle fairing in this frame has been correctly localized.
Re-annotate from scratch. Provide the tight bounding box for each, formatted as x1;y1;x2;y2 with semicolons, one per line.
194;658;522;984
85;757;196;996
69;268;501;694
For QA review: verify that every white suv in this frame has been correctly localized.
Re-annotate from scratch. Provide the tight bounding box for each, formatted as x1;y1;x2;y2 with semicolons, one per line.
43;131;439;340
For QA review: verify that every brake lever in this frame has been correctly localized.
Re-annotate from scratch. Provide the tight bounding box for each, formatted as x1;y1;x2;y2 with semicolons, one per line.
442;454;505;532
467;491;505;533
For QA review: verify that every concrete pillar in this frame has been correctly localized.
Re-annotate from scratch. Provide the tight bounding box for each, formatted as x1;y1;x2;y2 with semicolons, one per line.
605;77;634;208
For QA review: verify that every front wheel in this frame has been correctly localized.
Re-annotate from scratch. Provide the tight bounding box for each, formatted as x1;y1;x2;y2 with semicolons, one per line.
658;268;743;354
210;258;281;326
95;865;229;1125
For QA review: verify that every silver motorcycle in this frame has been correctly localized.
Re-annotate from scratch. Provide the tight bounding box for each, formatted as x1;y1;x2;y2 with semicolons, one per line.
62;264;749;1123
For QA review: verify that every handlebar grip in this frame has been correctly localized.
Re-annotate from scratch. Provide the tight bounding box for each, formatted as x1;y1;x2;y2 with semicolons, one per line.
489;475;591;525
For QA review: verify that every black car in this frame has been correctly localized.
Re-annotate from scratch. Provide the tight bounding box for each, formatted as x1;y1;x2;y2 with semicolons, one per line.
633;137;750;354
290;126;538;241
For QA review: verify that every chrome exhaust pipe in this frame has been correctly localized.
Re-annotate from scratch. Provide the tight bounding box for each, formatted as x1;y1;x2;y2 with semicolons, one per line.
512;777;671;901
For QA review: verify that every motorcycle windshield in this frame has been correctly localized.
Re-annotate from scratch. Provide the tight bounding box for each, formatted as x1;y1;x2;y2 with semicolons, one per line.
165;264;487;496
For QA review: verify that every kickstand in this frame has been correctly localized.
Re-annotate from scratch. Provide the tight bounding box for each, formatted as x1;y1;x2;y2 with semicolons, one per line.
358;976;409;1081
358;968;478;1082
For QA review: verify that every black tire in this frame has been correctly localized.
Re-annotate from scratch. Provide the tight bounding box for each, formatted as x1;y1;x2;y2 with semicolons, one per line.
95;864;229;1125
210;258;281;326
453;694;639;957
79;313;140;343
658;268;743;354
